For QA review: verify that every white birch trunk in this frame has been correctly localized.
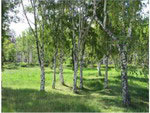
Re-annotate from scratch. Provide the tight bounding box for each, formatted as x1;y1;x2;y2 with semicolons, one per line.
73;31;78;93
104;55;108;88
21;0;45;91
79;49;84;89
120;44;130;106
71;2;78;93
103;0;108;89
40;8;45;91
59;50;64;85
40;49;45;91
52;50;57;89
97;60;102;76
29;50;32;64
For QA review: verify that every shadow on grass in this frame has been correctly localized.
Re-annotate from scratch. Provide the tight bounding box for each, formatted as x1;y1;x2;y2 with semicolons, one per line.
83;77;104;91
100;96;148;112
84;67;110;71
63;84;72;89
128;75;148;83
3;66;19;70
63;71;73;75
45;71;73;75
99;85;121;96
129;84;149;102
98;84;148;112
84;68;98;71
102;78;149;112
2;88;99;112
106;78;148;99
114;75;148;83
80;77;148;112
45;70;53;74
112;74;149;101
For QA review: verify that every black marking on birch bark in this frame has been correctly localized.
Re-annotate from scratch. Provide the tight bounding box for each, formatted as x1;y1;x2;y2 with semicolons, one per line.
120;44;130;106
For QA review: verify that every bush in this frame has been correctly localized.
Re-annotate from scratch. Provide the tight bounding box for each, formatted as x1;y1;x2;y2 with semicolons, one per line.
28;63;37;67
15;63;20;67
20;62;28;67
3;63;17;69
65;64;72;67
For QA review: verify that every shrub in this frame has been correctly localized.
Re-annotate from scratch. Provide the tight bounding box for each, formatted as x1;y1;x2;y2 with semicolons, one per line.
20;62;28;67
3;63;17;69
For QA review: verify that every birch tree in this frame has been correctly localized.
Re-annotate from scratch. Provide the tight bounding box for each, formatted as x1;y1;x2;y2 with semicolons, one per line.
21;0;46;91
103;0;109;89
78;0;98;89
94;0;132;106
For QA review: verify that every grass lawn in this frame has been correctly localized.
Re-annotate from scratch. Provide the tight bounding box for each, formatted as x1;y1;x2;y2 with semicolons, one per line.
2;65;149;112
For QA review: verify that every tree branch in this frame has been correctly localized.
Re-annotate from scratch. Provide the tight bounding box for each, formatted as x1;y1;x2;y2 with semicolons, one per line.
21;0;35;37
95;16;121;51
95;16;118;41
81;0;97;39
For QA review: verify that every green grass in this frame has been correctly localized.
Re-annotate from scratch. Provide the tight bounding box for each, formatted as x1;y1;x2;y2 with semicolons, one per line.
2;65;149;112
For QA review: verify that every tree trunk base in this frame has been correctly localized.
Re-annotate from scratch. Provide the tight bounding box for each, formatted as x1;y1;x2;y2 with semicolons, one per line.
61;82;65;85
104;85;108;89
52;83;55;89
80;85;83;89
123;98;131;107
104;81;108;89
73;87;78;93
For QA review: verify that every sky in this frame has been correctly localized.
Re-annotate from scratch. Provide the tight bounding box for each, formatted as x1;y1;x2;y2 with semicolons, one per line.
10;0;149;37
10;0;34;37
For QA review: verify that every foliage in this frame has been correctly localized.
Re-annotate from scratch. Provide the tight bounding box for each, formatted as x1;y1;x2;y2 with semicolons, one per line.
2;0;20;66
3;39;16;62
15;30;38;64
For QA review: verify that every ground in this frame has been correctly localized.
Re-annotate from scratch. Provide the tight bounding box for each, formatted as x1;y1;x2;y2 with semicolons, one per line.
2;65;149;112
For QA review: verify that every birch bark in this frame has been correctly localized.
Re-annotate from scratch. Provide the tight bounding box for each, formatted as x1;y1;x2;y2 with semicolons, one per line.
52;50;57;89
21;0;46;91
59;50;64;85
